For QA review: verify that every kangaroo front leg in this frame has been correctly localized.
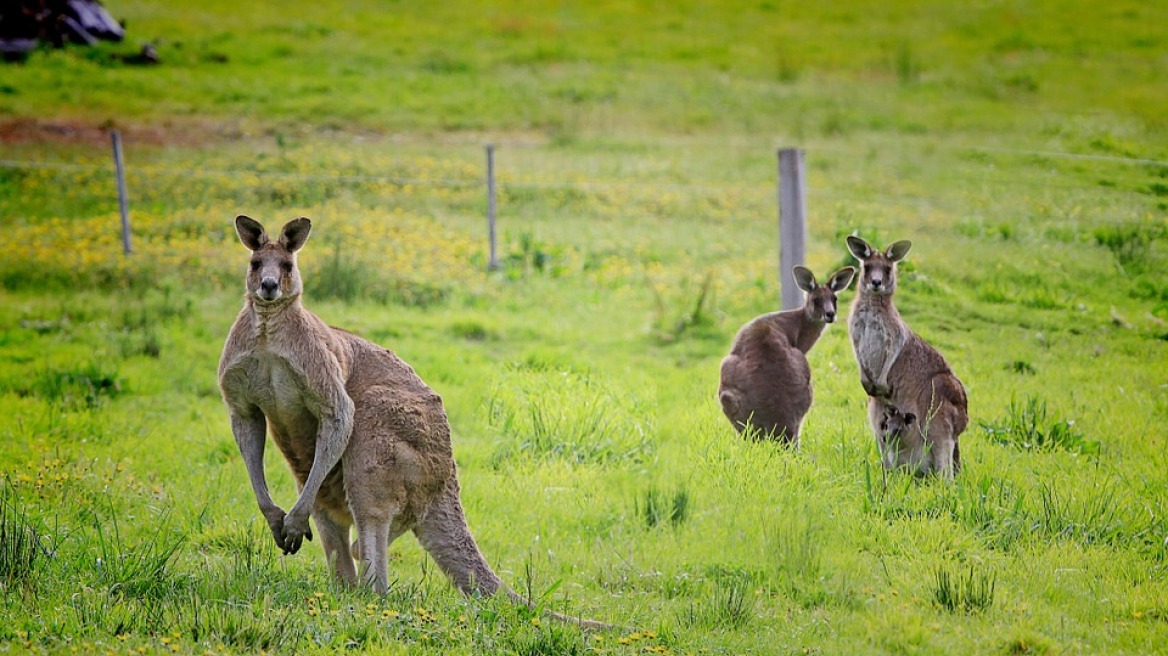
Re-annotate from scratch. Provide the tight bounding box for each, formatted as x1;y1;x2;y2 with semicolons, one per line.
867;349;901;399
230;410;291;550
282;396;355;555
873;332;908;398
861;371;888;399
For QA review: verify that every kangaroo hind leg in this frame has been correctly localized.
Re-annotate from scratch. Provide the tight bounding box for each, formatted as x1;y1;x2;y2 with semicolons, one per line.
314;511;357;587
928;410;960;479
351;507;409;594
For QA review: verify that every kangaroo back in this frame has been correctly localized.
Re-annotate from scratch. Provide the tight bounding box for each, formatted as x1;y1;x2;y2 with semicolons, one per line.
717;266;854;444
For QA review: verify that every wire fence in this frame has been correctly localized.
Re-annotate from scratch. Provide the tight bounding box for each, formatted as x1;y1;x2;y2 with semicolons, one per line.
5;142;1161;191
3;128;1163;267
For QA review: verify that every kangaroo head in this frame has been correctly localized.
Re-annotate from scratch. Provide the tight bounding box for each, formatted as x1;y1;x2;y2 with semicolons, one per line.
793;265;856;324
880;405;916;435
235;215;312;304
846;236;911;297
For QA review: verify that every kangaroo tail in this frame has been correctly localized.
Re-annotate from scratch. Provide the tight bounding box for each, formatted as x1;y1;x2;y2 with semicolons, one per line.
414;476;617;631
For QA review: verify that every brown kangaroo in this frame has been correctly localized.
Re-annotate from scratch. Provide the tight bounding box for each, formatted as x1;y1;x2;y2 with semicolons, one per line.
846;235;967;477
718;265;855;446
218;216;609;628
876;405;916;470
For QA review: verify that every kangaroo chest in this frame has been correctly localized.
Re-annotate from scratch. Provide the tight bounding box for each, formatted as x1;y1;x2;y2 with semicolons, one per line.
850;304;904;380
236;351;321;457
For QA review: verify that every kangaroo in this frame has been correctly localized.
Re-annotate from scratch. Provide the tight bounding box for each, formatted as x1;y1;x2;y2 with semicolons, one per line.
718;265;855;446
846;235;967;477
218;216;609;628
876;405;916;470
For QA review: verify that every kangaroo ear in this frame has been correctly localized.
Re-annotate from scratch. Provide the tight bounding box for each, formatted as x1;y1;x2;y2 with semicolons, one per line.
828;266;855;292
886;240;912;262
278;217;312;252
235;215;268;251
792;266;817;293
904;412;916;425
846;235;873;261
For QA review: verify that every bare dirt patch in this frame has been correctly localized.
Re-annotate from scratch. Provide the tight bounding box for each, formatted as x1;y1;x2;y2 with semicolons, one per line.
0;117;239;147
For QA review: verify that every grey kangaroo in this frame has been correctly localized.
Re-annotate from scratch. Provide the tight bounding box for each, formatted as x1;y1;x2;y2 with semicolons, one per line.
846;236;967;477
718;265;855;445
218;216;608;627
877;405;916;471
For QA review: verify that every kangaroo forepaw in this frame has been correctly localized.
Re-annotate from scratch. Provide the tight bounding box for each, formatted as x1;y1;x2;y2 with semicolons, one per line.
264;508;312;555
278;512;313;555
862;378;891;398
262;507;290;553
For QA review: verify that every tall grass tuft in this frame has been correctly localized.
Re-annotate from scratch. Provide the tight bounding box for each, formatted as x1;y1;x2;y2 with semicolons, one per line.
307;238;450;307
932;565;996;614
0;488;43;587
93;510;188;600
1030;483;1167;554
980;395;1099;454
1093;221;1166;275
309;238;374;303
503;232;572;279
487;365;654;466
636;485;691;529
894;42;921;85
677;584;755;630
31;360;121;410
647;271;718;343
197;523;279;587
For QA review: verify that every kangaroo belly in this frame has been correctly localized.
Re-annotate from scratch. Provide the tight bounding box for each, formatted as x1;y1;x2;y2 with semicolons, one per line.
241;353;336;486
851;316;888;377
263;400;353;521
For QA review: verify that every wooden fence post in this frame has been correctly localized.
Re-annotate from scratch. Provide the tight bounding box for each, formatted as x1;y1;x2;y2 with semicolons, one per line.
111;130;132;255
486;144;499;270
778;147;806;310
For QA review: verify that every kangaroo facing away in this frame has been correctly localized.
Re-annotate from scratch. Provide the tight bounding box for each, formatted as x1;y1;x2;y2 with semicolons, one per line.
718;266;855;446
218;216;609;628
846;235;967;477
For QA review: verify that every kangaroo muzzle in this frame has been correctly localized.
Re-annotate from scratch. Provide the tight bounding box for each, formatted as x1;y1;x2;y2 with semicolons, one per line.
259;277;280;301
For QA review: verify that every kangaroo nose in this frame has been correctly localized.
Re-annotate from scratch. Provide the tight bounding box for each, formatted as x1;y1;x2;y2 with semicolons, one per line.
871;278;883;289
825;311;836;323
261;278;279;294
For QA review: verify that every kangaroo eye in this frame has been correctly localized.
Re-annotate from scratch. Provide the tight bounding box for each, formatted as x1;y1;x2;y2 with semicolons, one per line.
249;260;261;271
280;262;293;273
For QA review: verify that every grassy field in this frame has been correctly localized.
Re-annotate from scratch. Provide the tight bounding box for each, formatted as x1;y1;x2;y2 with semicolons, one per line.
2;1;1167;654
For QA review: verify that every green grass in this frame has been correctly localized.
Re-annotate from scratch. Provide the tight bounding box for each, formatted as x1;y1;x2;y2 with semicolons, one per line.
2;0;1167;654
933;565;996;614
980;394;1100;455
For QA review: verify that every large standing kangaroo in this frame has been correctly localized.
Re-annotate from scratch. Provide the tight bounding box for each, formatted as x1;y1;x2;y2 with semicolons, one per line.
218;216;607;627
846;236;967;477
